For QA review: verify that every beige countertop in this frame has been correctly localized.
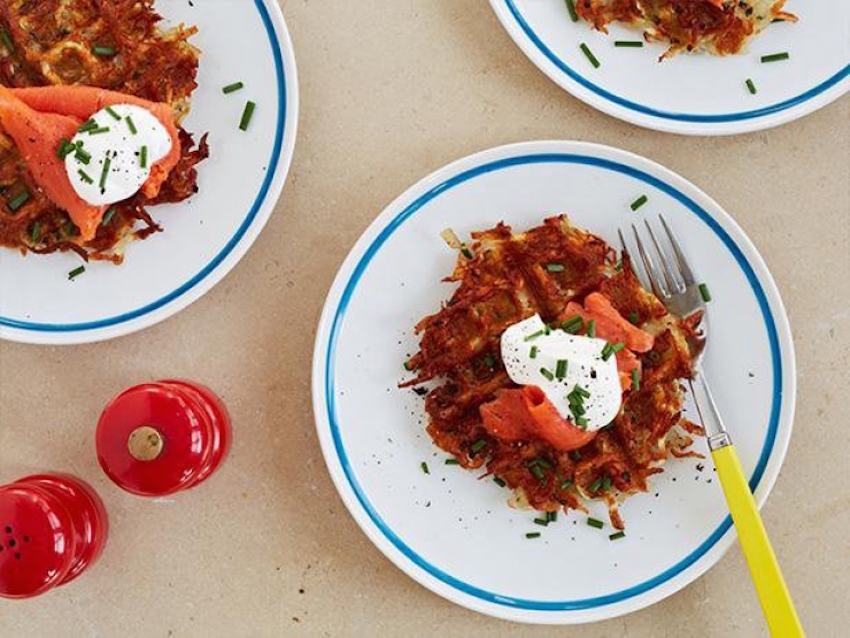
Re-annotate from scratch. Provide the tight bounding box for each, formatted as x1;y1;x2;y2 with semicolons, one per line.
1;1;848;636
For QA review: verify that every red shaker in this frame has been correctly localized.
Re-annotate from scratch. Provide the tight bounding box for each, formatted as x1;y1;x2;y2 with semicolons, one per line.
96;380;231;497
0;474;108;599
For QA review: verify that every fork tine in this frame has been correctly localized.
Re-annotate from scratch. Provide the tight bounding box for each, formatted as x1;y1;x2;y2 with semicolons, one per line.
659;215;696;286
644;220;682;294
617;228;629;256
631;223;667;299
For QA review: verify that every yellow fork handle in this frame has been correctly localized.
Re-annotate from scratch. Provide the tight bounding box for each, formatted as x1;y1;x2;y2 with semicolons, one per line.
711;444;804;637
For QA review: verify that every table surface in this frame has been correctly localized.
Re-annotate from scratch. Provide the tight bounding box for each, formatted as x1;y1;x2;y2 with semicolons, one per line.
1;1;848;636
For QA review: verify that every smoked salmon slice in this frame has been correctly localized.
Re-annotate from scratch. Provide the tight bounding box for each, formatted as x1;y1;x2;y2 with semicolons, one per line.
480;385;597;452
0;86;181;242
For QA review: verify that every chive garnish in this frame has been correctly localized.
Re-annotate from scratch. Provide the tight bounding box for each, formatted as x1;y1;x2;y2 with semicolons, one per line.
614;41;643;48
601;343;612;360
78;169;94;184
0;29;14;53
88;127;111;135
471;439;487;454
560;479;573;490
68;265;86;280
530;345;538;359
530;465;545;481
601;476;612;492
561;315;583;334
99;155;112;191
746;78;757;95
533;518;549;527
587;517;604;529
614;259;623;271
102;208;116;226
761;52;789;63
75;147;92;165
609;531;626;541
547;511;557;523
525;532;541;539
222;82;245;94
105;106;121;121
529;458;553;470
78;119;98;134
586;319;596;338
93;46;116;57
8;190;30;212
421;462;429;474
546;263;565;273
540;368;555;382
29;221;40;244
445;458;460;465
56;139;75;160
555;359;568;379
461;247;474;259
140;145;148;169
239;101;257;131
580;43;600;68
565;0;578;22
524;330;545;342
590;476;603;493
699;283;712;302
493;477;506;487
483;354;495;368
126;116;138;135
575;417;588;428
631;369;640;391
631;194;648;211
573;385;590;399
629;311;639;324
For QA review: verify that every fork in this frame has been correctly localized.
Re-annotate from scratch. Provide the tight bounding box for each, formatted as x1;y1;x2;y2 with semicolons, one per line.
622;217;804;638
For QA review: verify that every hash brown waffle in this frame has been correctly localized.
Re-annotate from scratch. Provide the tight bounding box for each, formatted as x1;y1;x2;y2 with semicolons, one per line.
402;216;704;529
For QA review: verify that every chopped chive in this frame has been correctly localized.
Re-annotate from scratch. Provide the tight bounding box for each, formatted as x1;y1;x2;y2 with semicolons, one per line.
105;106;121;120
610;342;625;354
547;511;557;522
8;189;30;212
125;116;138;135
629;311;639;324
590;477;604;492
560;479;573;490
239;100;257;131
88;126;111;135
530;465;545;481
569;403;585;418
574;385;590;399
565;0;578;22
587;517;604;529
75;147;92;165
524;330;545;342
761;52;789;63
483;354;495;368
93;46;116;57
540;368;555;382
699;283;712;302
525;532;541;539
421;462;430;474
529;458;553;470
78;119;98;133
580;43;600;68
445;458;460;465
493;477;506;488
601;343;612;361
601;476;612;492
631;368;640;391
30;221;40;243
614;40;643;48
461;247;474;259
102;208;116;226
78;169;94;184
614;259;623;271
222;81;245;94
630;194;648;211
0;29;14;53
609;531;626;541
546;263;565;273
586;319;596;338
562;316;584;334
56;139;75;160
68;265;86;280
745;78;757;95
555;359;568;379
470;439;488;454
543;324;551;335
575;417;588;428
533;518;549;527
529;345;538;359
140;145;148;169
99;155;112;191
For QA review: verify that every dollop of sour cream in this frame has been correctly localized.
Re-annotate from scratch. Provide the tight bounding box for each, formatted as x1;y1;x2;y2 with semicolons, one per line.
65;104;172;206
501;314;623;431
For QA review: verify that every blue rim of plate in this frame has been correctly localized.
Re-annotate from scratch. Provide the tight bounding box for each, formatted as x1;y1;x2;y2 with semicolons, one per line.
323;151;783;611
0;0;287;333
503;0;850;124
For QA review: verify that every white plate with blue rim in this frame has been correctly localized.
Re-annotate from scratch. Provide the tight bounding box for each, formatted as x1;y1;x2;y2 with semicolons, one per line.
0;0;298;344
312;141;795;623
488;0;849;135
